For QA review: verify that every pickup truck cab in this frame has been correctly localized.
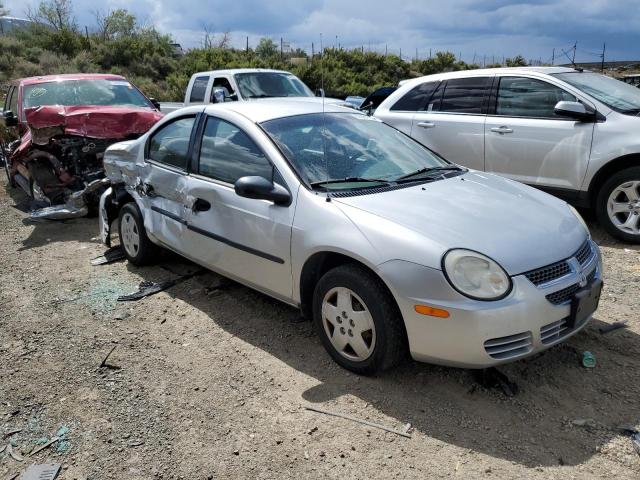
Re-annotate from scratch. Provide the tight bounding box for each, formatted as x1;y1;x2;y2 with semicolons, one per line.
161;68;345;113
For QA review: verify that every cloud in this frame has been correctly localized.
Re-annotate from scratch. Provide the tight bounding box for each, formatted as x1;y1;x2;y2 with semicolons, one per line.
3;0;640;61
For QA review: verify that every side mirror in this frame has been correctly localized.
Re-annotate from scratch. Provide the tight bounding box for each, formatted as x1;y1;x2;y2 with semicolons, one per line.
234;176;291;206
315;88;325;98
212;88;226;104
3;110;18;127
554;101;594;121
149;98;161;110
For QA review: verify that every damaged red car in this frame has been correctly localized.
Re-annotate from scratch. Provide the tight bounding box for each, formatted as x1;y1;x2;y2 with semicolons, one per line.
0;74;163;219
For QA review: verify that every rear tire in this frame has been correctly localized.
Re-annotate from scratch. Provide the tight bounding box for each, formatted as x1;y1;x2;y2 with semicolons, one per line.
118;202;159;266
595;166;640;243
312;264;407;375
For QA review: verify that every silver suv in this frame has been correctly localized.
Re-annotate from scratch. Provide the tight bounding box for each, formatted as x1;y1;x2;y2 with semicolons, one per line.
375;67;640;243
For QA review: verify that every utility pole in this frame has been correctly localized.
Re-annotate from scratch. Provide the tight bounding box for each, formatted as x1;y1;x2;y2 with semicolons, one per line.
601;42;606;72
385;44;388;56
311;42;314;59
246;36;249;53
472;53;476;65
280;37;283;59
416;48;418;61
551;48;555;65
572;41;577;64
399;47;402;60
85;25;89;41
429;48;432;59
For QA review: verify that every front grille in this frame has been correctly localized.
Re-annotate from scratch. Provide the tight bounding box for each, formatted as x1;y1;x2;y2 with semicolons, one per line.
545;268;597;305
484;331;533;360
575;241;594;266
523;239;594;287
540;318;569;344
525;261;571;286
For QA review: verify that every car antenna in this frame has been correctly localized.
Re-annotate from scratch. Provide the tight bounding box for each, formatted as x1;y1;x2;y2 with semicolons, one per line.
319;33;331;202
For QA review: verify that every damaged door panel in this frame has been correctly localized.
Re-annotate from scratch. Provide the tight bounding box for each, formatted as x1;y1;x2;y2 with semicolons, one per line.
1;74;163;219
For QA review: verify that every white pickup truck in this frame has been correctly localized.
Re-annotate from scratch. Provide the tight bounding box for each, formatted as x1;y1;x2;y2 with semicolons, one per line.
160;68;346;113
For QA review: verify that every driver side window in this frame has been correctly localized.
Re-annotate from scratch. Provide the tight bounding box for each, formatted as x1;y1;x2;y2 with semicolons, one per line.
148;116;196;169
198;116;273;184
497;77;577;118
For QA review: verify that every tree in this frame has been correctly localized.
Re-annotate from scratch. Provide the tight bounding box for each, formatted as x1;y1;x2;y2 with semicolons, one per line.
95;9;136;40
506;55;527;67
27;0;76;31
255;38;278;60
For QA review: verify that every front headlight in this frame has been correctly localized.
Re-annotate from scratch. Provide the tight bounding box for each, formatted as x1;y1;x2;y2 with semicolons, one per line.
442;249;512;301
568;204;590;236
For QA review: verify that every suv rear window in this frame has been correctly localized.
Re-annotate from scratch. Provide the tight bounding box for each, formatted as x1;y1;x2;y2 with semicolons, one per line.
439;77;491;114
391;82;439;111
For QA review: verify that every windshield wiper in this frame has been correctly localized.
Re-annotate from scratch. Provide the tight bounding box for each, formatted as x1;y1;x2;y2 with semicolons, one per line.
310;177;391;188
395;165;464;182
246;94;279;98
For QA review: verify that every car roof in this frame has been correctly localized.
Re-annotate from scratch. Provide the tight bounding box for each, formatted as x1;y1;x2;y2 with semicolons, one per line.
17;73;127;86
402;66;579;85
192;68;294;77
203;98;361;123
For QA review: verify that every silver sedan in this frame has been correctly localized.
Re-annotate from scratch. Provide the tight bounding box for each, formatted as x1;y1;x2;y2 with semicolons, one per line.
99;100;602;374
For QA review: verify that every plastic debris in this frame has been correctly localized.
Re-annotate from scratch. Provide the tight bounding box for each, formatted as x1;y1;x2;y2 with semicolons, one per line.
6;443;23;461
90;246;126;266
99;346;119;370
599;321;628;334
20;463;61;480
582;351;596;368
29;437;60;456
117;269;205;302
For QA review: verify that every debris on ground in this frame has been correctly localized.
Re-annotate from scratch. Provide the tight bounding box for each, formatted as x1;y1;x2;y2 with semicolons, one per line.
19;463;61;480
90;246;126;266
3;428;22;438
29;437;60;457
117;270;205;302
599;321;628;334
472;368;519;397
99;346;119;370
304;405;411;438
582;351;596;368
6;443;24;461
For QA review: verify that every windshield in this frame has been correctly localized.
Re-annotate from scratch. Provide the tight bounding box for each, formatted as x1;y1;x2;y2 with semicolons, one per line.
261;113;450;189
554;72;640;114
23;79;152;110
234;72;314;99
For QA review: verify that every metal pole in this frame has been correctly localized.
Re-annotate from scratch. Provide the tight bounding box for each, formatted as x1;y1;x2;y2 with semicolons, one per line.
552;48;555;65
246;36;249;53
601;43;606;72
280;37;283;59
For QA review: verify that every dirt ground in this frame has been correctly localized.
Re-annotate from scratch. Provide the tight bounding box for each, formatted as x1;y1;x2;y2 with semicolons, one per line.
0;176;639;480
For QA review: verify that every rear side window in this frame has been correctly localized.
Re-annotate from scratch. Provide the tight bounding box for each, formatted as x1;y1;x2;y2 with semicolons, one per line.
189;76;209;103
439;77;491;114
391;82;439;111
198;117;272;184
148;116;196;169
496;77;577;118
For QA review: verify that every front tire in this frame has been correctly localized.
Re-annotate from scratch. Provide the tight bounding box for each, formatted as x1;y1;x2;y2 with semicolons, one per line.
312;264;407;375
118;203;159;266
596;166;640;243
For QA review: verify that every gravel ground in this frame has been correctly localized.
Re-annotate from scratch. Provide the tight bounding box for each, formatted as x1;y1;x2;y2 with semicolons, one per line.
0;177;639;479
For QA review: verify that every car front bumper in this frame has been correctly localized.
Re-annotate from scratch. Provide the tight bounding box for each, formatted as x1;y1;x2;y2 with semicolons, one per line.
376;241;602;368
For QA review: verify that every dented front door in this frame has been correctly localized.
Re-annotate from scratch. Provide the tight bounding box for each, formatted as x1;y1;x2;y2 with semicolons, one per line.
140;115;197;250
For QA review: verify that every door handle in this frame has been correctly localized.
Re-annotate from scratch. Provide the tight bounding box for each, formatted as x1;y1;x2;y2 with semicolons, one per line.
191;198;211;213
417;121;435;129
490;126;514;134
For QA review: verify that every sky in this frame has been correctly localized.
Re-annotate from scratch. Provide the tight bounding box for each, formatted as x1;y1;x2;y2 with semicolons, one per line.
3;0;640;64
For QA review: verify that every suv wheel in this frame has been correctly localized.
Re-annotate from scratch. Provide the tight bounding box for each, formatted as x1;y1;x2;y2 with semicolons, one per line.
118;202;159;265
312;264;407;375
596;166;640;243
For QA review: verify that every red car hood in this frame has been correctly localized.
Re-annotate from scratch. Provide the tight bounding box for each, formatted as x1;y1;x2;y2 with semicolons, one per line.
24;105;163;139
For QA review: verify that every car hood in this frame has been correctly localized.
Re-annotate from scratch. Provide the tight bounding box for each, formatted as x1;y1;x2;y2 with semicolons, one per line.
332;171;587;275
24;105;163;142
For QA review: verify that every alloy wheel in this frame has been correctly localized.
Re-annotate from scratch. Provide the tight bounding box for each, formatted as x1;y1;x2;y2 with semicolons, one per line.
607;180;640;236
